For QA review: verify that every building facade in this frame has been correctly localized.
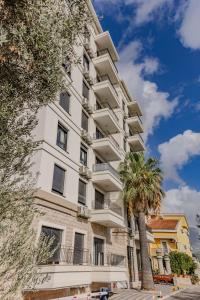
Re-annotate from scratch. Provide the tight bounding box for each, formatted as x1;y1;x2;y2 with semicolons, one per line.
24;2;150;299
148;214;192;273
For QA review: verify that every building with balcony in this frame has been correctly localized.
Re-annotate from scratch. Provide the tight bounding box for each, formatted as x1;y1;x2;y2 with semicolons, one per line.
24;1;148;299
148;214;192;272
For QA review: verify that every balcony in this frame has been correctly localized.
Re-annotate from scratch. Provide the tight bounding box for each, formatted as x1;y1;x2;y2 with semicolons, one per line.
92;252;127;282
93;106;121;134
127;133;145;152
92;163;122;192
93;76;120;108
92;134;122;161
127;101;142;117
91;201;125;228
36;247;92;289
95;31;119;62
135;231;154;243
93;50;119;85
127;115;144;133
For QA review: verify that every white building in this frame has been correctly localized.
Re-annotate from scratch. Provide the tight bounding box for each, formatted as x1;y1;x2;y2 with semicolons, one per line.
24;1;153;299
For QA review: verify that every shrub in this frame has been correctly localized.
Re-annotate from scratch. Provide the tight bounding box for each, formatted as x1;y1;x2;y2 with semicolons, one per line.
169;251;197;275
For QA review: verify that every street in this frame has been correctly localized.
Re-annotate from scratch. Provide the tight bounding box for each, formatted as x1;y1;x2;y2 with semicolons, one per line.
167;286;200;299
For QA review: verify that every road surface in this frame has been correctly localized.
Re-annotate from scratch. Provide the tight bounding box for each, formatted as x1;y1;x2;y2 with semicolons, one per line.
167;286;200;299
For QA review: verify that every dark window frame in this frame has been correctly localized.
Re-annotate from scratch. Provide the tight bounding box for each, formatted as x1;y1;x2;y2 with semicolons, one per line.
78;179;87;205
81;110;89;132
57;123;68;151
82;80;89;99
59;92;70;114
40;226;62;264
80;143;88;166
52;164;65;195
83;54;90;72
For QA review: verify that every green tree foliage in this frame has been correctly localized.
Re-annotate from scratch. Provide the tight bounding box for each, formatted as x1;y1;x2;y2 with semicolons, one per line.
120;152;164;290
0;0;90;298
169;251;197;275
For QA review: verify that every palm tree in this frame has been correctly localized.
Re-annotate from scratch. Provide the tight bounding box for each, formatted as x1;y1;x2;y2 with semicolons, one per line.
120;152;164;290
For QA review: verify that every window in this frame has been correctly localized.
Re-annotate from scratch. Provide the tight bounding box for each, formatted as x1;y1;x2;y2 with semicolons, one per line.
80;144;87;166
41;226;62;264
59;92;70;113
95;190;104;209
123;119;126;131
96;128;104;140
62;57;71;77
78;179;86;205
123;138;127;151
73;232;84;265
82;81;89;99
94;237;104;265
81;111;88;131
83;54;90;72
52;165;65;195
57;123;68;151
122;101;125;112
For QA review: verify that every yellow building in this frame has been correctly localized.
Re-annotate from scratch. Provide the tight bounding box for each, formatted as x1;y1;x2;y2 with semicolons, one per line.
148;214;192;270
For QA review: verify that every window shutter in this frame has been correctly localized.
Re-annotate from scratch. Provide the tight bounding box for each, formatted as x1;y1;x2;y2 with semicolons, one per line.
52;165;65;195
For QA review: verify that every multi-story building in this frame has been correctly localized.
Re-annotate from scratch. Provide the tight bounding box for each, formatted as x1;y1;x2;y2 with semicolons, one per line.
23;2;152;299
148;213;192;272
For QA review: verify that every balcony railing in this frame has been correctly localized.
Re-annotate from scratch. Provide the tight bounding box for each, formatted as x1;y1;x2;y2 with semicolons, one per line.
93;163;120;181
93;199;122;216
41;247;90;265
128;132;144;143
93;133;120;151
93;252;126;267
93;102;119;123
97;48;118;73
40;247;126;267
96;74;118;97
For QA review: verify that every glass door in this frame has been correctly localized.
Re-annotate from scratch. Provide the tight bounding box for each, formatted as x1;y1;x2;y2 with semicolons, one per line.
93;237;104;266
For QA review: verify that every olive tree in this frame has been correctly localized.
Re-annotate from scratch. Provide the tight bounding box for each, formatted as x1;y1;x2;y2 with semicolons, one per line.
0;0;90;298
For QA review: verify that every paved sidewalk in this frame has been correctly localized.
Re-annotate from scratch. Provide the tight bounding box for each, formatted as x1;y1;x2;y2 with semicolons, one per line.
167;286;200;299
110;285;175;300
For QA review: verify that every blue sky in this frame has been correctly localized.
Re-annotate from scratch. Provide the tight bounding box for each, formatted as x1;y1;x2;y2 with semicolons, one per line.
93;0;200;227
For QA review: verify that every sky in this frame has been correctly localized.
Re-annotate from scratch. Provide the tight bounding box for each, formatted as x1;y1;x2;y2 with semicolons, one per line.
93;0;200;228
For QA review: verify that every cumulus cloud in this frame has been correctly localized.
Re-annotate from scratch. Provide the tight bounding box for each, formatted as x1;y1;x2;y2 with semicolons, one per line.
94;0;171;25
126;0;171;25
178;0;200;50
118;41;178;140
163;185;200;227
158;130;200;183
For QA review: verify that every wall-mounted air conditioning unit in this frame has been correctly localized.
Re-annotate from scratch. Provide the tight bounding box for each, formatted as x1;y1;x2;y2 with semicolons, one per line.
77;205;90;219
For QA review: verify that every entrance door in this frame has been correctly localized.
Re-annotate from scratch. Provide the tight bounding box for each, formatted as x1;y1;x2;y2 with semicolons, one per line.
94;237;104;265
73;232;84;265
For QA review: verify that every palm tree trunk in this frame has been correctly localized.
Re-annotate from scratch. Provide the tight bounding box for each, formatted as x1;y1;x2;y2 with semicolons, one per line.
138;211;154;290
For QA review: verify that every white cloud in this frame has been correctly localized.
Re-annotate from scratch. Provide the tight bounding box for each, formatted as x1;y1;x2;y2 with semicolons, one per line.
178;0;200;50
158;130;200;183
118;41;178;140
126;0;171;25
94;0;171;25
163;185;200;227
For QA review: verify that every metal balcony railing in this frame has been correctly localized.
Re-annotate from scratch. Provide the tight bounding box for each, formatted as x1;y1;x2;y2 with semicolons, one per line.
92;199;123;216
40;247;126;267
93;133;120;151
93;102;119;123
93;163;120;181
128;132;144;143
41;247;90;266
93;252;126;267
96;74;118;98
97;48;118;73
